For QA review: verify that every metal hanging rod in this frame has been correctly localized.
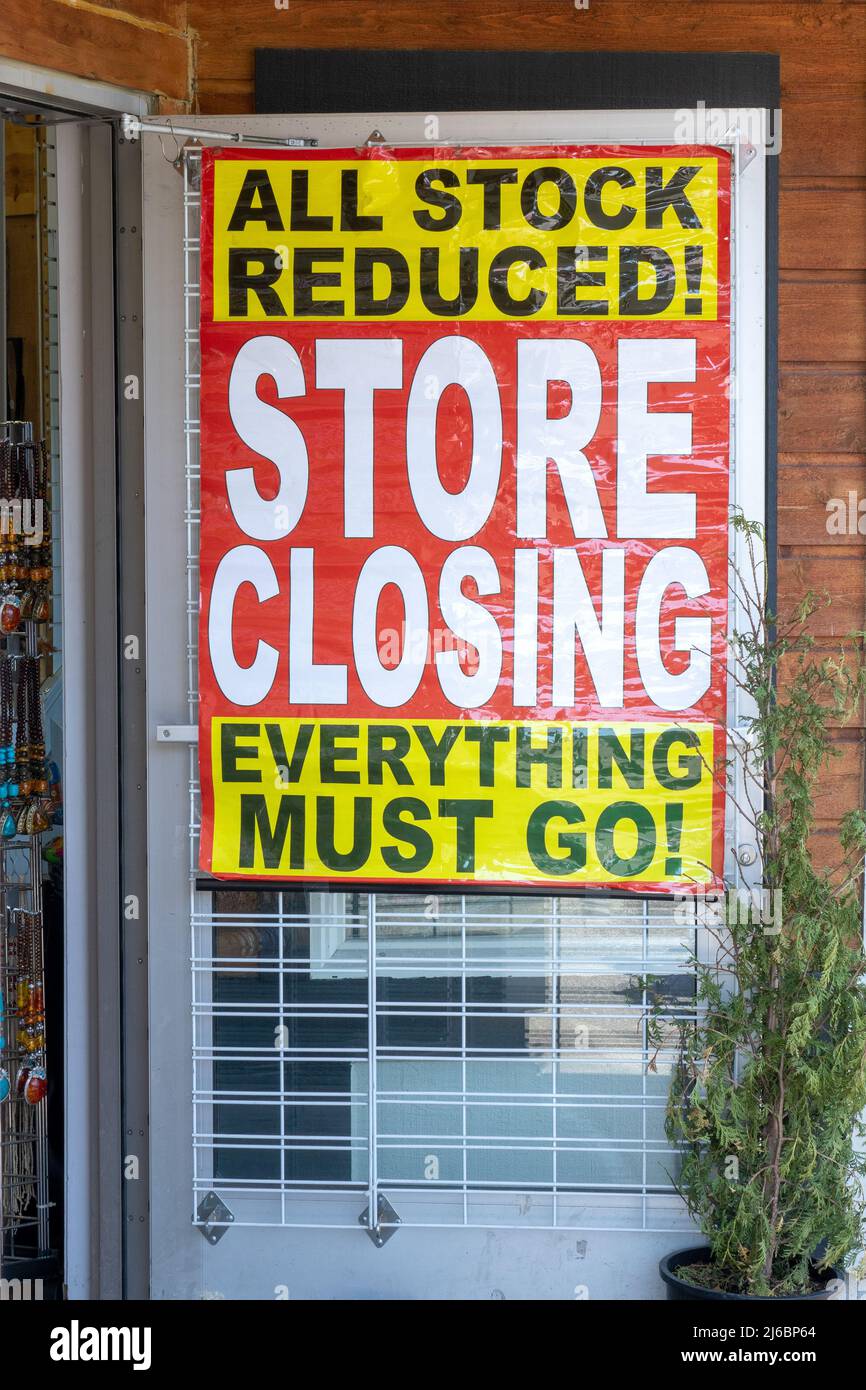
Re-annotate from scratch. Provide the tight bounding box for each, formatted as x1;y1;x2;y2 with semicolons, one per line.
119;114;317;148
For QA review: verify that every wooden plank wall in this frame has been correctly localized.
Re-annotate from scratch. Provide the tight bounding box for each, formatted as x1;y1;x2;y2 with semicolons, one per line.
0;0;190;104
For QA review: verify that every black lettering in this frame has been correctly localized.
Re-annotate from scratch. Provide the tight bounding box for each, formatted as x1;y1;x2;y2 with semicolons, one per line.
221;723;261;782
644;165;702;230
419;246;478;316
227;248;286;317
520;166;576;231
464;725;511;786
413;168;462;231
465;167;517;230
557;245;608;317
239;793;304;870
438;798;493;872
340;168;383;231
652;729;703;789
584;166;636;232
516;726;563;789
290;168;332;230
413;724;461;785
266;722;313;784
618;246;675;316
368;725;413;785
597;729;645;790
488;246;546;316
293;248;344;317
382;797;434;871
316;796;372;871
683;244;704;316
595;801;656;877
571;726;588;789
227;169;284;232
527;800;587;875
354;247;410;316
319;724;360;784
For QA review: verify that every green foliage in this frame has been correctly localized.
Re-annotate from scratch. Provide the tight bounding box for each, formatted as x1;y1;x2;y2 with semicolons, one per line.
654;513;866;1297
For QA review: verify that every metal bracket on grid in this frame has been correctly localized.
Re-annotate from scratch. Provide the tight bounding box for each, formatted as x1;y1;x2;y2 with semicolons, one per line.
723;123;758;176
359;1194;401;1247
156;724;198;743
177;140;203;185
196;1191;235;1246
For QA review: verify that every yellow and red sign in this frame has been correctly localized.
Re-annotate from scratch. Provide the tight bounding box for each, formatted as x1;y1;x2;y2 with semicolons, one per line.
198;145;731;890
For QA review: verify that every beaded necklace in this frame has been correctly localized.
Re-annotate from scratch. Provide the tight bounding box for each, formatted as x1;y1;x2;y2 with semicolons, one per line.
12;911;47;1106
32;440;52;621
0;440;20;632
0;655;13;806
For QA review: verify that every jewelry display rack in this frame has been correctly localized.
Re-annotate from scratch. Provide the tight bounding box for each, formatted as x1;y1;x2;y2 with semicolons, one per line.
0;419;52;1278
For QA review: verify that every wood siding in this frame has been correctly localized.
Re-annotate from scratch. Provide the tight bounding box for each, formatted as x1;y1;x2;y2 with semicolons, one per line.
0;0;190;104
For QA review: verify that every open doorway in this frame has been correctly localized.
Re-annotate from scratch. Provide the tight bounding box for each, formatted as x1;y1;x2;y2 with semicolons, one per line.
1;112;63;1297
0;71;143;1299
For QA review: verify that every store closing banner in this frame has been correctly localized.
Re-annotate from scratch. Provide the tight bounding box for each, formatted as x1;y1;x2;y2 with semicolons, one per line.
198;145;731;890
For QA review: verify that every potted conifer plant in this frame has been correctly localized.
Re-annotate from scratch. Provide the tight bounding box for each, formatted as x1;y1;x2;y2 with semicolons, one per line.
652;513;866;1299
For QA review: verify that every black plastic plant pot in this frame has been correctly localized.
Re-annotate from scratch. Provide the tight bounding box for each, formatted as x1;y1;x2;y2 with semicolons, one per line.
659;1246;843;1301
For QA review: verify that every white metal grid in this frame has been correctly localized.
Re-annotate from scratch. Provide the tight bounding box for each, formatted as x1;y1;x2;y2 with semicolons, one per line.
190;892;701;1234
181;143;731;1236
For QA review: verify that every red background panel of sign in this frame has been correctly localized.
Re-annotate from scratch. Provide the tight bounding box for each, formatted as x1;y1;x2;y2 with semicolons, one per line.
199;319;730;722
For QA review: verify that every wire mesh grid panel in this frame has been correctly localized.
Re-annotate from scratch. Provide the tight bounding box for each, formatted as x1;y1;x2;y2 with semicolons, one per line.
182;148;708;1236
0;897;50;1261
191;890;701;1233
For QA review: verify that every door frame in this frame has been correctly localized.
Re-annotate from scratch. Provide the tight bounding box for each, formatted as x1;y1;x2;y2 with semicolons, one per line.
0;60;150;1301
